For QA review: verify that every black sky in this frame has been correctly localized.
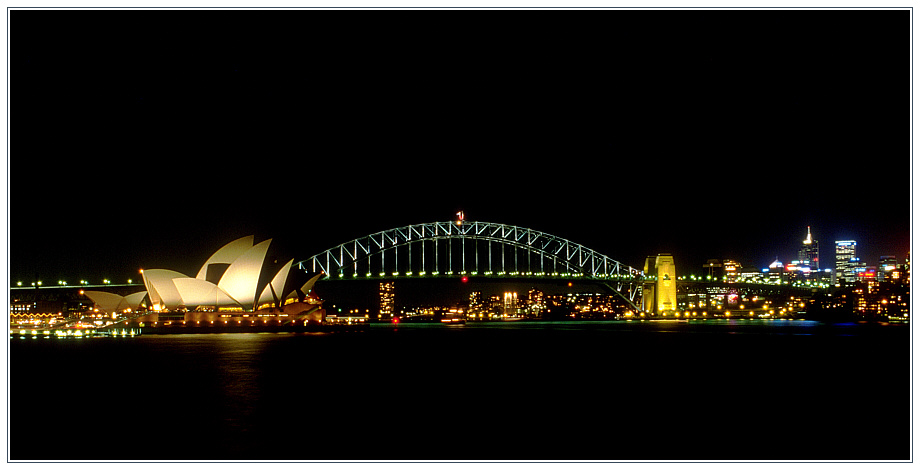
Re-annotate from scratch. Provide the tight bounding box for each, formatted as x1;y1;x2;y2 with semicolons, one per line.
10;9;911;284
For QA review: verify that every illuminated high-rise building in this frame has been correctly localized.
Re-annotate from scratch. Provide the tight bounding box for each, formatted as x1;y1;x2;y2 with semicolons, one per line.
879;256;898;282
379;281;395;320
469;291;484;319
835;240;857;285
528;288;546;316
797;226;819;271
503;292;519;316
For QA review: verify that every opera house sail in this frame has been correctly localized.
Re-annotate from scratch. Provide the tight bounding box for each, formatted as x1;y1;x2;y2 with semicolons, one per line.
82;236;324;325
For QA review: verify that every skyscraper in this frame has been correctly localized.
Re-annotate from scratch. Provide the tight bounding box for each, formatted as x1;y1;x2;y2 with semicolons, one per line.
379;281;395;320
797;226;819;270
835;240;857;285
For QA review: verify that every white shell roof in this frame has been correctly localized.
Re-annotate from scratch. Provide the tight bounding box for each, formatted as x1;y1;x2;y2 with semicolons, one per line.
173;277;241;309
218;239;272;309
287;273;324;302
142;269;187;309
196;235;254;280
83;290;147;313
258;258;293;306
133;236;307;311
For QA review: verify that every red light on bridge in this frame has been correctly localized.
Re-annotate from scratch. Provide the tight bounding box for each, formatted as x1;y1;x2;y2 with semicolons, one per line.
461;276;469;283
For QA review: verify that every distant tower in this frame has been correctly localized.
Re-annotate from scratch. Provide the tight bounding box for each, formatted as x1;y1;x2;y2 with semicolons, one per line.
643;254;677;314
797;226;820;271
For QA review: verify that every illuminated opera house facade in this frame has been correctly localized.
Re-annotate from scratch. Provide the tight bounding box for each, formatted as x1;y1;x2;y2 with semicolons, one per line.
83;236;324;324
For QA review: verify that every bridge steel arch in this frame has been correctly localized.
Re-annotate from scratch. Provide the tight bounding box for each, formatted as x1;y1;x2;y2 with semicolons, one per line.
296;221;646;305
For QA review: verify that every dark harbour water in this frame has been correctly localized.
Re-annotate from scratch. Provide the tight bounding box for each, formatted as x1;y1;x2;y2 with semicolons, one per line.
9;320;910;461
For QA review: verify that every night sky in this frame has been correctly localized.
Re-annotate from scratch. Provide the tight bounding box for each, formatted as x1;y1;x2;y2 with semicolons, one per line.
10;9;911;286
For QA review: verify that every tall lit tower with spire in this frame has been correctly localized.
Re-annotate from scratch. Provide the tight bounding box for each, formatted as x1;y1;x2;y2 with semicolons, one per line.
797;226;819;270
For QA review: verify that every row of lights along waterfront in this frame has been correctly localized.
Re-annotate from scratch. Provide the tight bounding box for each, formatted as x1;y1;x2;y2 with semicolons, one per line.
16;279;129;287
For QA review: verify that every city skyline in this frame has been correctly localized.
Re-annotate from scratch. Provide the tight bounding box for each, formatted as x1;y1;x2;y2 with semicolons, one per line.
8;216;908;288
10;9;910;285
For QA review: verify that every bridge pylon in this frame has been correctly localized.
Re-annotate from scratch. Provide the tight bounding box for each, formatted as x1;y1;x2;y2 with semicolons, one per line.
642;254;676;314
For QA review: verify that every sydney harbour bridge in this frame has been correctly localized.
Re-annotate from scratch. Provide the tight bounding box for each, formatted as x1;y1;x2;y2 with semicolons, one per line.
296;219;826;315
297;220;646;311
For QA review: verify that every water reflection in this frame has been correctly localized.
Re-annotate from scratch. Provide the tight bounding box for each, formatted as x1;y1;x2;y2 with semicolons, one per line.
370;319;881;335
10;322;908;461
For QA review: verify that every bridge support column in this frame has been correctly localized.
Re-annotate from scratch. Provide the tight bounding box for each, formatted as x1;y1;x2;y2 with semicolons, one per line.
643;254;677;315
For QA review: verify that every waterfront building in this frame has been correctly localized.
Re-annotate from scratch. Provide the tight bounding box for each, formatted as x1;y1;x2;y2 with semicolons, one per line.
786;260;808;280
325;308;370;325
738;268;763;283
888;255;909;285
765;258;786;284
879;256;899;282
9;300;64;327
835;240;857;285
723;259;742;283
847;257;866;285
813;269;835;286
503;292;520;316
379;281;395;320
703;259;722;279
857;266;879;292
528;288;546;317
487;295;503;316
468;291;484;319
80;235;324;325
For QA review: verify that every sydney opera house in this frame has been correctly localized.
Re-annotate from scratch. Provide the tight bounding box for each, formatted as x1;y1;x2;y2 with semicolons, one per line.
82;236;324;325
